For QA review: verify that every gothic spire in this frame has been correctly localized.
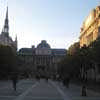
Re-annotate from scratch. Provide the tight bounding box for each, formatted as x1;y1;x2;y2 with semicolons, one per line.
6;6;8;20
2;6;9;36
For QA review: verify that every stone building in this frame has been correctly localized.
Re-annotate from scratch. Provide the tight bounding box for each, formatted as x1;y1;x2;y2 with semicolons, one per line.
0;7;17;51
18;40;66;77
80;6;100;47
80;5;100;80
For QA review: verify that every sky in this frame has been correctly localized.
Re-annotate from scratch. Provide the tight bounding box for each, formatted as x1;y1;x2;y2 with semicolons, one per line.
0;0;99;50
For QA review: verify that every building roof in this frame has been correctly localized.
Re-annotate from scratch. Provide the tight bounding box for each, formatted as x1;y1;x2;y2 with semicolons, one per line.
18;48;66;56
37;40;51;49
18;48;33;55
52;49;66;56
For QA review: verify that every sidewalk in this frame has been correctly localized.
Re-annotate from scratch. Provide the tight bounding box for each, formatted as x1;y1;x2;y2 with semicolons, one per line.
49;80;100;100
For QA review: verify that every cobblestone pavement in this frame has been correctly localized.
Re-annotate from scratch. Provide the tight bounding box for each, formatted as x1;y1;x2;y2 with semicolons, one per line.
0;79;100;100
15;79;63;100
0;79;63;100
50;80;100;100
0;79;35;100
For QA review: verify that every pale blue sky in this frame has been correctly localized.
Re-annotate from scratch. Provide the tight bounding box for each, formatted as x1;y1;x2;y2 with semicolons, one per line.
0;0;99;49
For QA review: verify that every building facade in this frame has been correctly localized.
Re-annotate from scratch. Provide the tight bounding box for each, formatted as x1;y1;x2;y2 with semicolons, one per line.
0;7;17;51
18;40;66;77
80;6;100;80
80;6;100;47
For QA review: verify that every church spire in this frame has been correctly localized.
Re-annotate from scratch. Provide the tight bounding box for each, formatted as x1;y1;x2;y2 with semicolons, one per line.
2;6;9;36
6;6;8;20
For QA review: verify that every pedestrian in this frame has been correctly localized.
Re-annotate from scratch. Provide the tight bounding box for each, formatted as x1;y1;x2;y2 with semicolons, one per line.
63;78;66;85
66;77;70;88
81;85;87;96
12;75;18;91
46;77;48;82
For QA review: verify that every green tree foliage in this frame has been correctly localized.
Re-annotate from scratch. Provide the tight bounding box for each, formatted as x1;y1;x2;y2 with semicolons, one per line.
58;42;80;78
58;37;100;82
67;42;80;56
89;38;100;64
0;45;17;79
58;42;93;80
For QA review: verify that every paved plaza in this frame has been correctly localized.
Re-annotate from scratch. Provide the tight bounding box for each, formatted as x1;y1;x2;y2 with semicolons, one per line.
0;79;100;100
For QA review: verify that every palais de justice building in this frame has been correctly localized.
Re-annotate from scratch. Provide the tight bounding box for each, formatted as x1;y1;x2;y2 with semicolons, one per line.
18;40;66;77
80;6;100;47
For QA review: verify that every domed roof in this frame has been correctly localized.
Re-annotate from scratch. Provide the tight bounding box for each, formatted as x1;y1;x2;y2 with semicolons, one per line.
37;40;51;49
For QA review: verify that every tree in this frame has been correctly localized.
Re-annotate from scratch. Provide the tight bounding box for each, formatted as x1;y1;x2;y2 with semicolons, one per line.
0;45;17;79
88;38;100;80
89;38;100;64
67;42;80;56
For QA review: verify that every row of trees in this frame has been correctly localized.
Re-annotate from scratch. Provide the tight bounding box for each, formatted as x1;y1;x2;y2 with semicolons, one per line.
58;37;100;82
0;37;100;80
